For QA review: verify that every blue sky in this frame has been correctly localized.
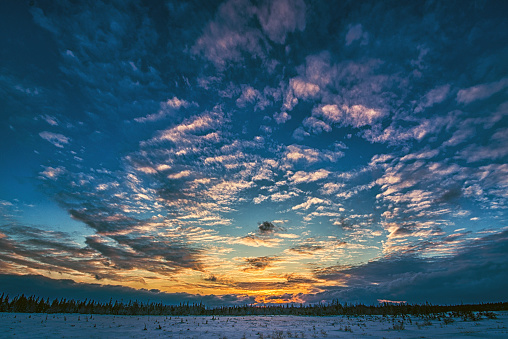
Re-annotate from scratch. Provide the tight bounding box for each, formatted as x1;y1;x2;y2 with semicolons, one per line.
1;0;507;305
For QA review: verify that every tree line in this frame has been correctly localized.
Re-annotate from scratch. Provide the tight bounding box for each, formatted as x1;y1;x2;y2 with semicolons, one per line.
0;293;506;316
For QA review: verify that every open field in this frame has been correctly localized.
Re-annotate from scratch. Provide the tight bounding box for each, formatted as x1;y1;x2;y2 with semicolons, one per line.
1;311;508;338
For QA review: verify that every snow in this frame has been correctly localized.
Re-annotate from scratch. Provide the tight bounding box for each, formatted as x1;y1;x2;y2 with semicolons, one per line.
1;312;507;338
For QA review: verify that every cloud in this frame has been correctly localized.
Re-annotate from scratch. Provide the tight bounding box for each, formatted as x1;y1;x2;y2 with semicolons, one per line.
364;146;497;254
193;0;306;66
258;221;276;234
100;234;204;272
167;170;192;179
289;169;330;184
252;166;275;182
309;230;508;304
414;84;450;112
0;274;254;306
362;117;444;145
457;127;508;162
69;209;139;235
39;166;66;180
256;0;306;44
5;0;507;307
253;195;269;204
292;197;329;211
456;77;508;104
149;111;223;144
205;179;255;206
135;97;197;122
288;243;324;255
134;166;159;174
283;78;320;111
236;85;270;110
302;117;331;134
292;127;310;140
0;225;135;283
273;111;291;124
443;124;476;147
236;86;259;106
270;191;299;202
318;104;385;128
39;131;70;148
25;164;209;277
191;0;270;67
319;182;345;195
242;256;278;271
345;23;368;46
229;221;288;250
40;114;59;126
234;234;283;248
0;218;210;282
290;78;320;99
284;145;343;165
28;0;166;131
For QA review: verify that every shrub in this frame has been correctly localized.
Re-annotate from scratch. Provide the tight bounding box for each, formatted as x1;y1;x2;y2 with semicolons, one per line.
481;311;497;319
391;321;405;330
443;317;454;325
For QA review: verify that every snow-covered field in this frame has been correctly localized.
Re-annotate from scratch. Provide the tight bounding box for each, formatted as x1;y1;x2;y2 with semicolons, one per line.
1;312;507;338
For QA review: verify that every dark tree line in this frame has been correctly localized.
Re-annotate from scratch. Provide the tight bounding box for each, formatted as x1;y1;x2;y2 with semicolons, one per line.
0;293;506;316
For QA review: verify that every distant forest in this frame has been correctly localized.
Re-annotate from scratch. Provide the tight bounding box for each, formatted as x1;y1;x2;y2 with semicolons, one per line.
0;294;508;318
1;293;507;316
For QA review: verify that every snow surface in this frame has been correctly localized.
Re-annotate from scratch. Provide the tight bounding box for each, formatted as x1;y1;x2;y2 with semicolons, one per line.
1;312;507;338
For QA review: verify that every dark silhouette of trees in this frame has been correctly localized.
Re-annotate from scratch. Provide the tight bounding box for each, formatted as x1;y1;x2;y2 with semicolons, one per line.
0;292;506;316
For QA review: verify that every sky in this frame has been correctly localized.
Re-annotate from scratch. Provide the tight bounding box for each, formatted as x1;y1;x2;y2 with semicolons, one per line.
0;0;507;306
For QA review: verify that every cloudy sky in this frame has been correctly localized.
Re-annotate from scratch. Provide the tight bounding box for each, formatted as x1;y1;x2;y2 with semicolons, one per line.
1;0;507;305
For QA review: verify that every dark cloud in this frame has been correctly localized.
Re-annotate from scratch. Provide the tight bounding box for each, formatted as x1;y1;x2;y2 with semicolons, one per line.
198;272;318;293
232;273;318;292
435;186;463;204
242;256;278;271
0;274;254;306
308;230;508;304
288;243;324;255
335;217;354;230
111;234;204;272
204;274;218;282
264;293;297;302
392;226;412;237
256;221;287;235
258;221;275;233
284;274;318;285
0;221;204;283
0;225;103;277
83;233;204;276
69;210;139;234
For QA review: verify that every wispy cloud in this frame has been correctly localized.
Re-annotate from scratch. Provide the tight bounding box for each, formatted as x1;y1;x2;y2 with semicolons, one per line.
39;131;70;148
39;114;59;126
414;84;450;112
456;77;508;104
135;97;197;122
234;234;283;248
